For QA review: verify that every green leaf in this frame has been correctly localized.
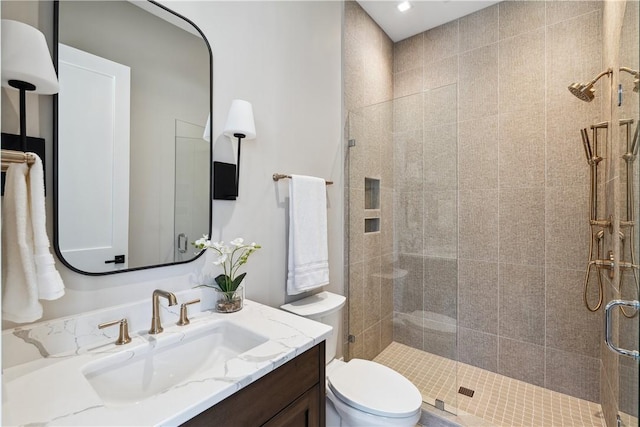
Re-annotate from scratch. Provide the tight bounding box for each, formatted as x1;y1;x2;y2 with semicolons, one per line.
231;273;246;290
215;274;231;292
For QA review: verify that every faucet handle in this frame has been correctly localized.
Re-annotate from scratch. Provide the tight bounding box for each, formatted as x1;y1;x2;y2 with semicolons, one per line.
98;318;132;345
177;299;201;326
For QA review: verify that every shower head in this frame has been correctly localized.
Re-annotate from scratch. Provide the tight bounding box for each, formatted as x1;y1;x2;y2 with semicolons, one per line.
569;82;596;102
568;68;612;102
620;67;640;93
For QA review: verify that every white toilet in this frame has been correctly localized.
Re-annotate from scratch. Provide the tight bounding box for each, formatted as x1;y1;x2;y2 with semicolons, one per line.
281;291;422;427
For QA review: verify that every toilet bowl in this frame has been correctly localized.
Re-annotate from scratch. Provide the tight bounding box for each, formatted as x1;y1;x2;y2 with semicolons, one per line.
281;292;422;427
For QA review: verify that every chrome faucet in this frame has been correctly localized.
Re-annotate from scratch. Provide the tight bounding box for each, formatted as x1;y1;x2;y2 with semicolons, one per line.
149;289;178;334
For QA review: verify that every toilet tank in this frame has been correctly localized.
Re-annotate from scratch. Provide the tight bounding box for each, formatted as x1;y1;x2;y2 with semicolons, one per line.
281;291;346;362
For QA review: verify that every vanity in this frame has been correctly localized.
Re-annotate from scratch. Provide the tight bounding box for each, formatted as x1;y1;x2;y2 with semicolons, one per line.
2;290;331;426
184;342;325;427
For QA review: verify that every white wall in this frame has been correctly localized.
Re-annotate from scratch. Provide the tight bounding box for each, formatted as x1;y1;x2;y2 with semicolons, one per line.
1;1;343;324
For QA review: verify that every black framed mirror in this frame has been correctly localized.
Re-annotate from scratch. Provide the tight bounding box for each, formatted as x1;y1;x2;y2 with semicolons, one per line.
53;0;212;275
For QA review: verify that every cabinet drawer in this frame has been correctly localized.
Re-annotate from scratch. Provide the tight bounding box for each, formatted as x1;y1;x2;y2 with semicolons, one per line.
262;386;320;427
182;342;325;426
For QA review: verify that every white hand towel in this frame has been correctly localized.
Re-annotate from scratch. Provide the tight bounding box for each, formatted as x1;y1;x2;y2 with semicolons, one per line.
2;163;43;323
286;174;330;295
28;154;65;300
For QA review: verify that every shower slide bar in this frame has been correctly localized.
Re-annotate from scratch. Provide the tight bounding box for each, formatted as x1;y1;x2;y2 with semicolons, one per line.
619;118;640;318
581;122;606;312
581;119;639;317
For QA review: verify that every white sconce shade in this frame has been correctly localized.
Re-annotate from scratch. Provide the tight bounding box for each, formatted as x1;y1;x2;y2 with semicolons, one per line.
1;19;59;94
203;114;211;142
223;99;256;140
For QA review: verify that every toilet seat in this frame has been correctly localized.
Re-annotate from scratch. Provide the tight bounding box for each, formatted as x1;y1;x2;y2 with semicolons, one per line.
327;359;422;418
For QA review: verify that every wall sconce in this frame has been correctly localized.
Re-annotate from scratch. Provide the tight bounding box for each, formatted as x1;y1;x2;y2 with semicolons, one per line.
1;19;59;151
214;99;256;200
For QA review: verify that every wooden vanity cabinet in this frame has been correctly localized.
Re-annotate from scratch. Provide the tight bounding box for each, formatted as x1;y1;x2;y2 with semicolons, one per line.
182;342;326;427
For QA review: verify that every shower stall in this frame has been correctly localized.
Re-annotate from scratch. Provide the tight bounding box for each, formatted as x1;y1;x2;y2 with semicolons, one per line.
344;1;639;426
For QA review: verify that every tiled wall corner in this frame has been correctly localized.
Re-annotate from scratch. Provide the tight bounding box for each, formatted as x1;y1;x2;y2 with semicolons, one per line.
344;0;394;362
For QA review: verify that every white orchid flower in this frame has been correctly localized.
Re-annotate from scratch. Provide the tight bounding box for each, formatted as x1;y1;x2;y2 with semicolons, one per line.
193;237;261;291
213;253;228;265
194;237;207;247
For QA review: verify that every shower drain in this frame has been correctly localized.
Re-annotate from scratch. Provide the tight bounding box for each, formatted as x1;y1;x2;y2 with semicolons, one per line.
458;386;475;398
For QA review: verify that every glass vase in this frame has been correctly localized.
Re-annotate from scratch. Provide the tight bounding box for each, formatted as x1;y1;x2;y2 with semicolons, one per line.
213;285;244;313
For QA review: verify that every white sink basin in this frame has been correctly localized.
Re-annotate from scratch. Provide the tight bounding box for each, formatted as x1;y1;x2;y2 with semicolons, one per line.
82;321;268;407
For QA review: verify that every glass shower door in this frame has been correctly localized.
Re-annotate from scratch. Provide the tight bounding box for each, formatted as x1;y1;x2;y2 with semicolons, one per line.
616;1;639;425
174;120;209;262
345;88;459;414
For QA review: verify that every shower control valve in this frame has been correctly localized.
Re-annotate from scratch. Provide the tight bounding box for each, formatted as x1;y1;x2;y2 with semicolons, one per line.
594;251;616;279
594;251;640;279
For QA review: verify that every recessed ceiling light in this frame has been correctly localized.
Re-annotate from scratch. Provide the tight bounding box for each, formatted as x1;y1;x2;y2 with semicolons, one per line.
397;1;411;12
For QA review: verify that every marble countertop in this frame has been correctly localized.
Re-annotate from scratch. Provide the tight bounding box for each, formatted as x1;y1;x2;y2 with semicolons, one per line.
2;299;332;426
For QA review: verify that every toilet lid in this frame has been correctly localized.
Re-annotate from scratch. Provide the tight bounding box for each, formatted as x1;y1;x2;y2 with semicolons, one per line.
327;359;422;418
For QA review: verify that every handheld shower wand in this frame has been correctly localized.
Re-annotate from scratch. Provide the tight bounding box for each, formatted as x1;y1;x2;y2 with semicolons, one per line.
580;128;593;162
631;122;639;157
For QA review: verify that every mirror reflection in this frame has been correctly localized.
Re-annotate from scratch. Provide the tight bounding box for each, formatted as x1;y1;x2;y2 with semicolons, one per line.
54;0;211;274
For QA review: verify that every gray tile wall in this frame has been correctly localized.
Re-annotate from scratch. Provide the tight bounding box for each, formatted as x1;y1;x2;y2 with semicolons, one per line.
343;1;395;361
390;0;606;404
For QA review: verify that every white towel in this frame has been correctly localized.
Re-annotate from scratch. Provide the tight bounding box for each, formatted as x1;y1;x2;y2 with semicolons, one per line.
2;162;43;323
2;154;65;323
29;155;65;300
286;174;329;295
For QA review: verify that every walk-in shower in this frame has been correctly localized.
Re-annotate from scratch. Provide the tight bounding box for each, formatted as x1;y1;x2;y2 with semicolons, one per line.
345;0;639;426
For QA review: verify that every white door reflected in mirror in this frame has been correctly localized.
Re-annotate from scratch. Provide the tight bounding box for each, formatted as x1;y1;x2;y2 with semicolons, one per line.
58;43;130;272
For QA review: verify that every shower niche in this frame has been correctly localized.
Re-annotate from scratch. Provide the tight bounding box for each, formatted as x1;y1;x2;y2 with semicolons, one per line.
364;177;380;233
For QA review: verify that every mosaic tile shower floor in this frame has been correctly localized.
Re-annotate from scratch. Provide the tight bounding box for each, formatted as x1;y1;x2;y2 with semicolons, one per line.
374;342;637;427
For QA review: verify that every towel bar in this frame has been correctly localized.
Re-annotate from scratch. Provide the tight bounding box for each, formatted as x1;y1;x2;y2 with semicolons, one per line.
272;173;333;185
1;149;36;172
